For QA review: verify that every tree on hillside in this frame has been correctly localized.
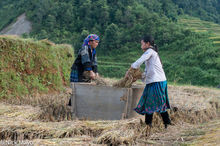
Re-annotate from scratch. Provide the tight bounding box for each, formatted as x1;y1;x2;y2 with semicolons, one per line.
102;23;120;52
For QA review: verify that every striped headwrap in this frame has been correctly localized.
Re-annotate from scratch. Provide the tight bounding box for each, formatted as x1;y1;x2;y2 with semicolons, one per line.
82;34;100;47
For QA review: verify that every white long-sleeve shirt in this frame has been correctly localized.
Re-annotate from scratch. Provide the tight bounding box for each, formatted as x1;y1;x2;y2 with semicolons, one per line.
131;48;166;84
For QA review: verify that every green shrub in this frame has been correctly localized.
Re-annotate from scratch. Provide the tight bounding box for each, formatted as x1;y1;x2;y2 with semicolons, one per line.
0;36;74;99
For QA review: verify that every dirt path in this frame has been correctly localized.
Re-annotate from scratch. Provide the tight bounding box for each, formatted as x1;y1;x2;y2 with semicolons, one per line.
0;13;31;35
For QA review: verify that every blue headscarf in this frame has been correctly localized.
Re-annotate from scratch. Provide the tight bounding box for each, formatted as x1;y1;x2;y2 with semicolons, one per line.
82;34;100;47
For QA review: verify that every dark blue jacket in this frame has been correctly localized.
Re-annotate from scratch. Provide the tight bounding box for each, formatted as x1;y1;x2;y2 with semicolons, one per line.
70;45;97;82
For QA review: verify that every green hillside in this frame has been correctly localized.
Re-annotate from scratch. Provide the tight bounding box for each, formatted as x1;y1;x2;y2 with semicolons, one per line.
0;36;74;98
172;0;220;24
178;15;220;47
0;0;26;30
0;0;220;87
98;31;220;87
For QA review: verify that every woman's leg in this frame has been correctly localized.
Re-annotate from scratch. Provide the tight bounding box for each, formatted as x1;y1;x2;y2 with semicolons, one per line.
160;111;171;128
145;113;153;126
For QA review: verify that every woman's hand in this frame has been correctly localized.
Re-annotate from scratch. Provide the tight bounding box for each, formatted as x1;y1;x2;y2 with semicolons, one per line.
125;70;129;79
89;71;96;80
132;77;137;82
96;73;99;78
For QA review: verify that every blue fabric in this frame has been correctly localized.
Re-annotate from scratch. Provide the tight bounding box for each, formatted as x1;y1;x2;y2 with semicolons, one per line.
82;34;100;47
70;34;99;83
134;81;170;115
88;45;96;61
85;67;92;71
81;46;91;64
70;66;79;82
92;48;96;58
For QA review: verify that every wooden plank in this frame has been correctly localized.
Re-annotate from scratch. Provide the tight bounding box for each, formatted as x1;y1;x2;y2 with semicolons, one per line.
74;83;127;120
70;83;77;119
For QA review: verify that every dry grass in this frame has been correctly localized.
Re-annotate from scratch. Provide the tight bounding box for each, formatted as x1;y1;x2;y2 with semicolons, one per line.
0;84;219;145
39;39;55;46
83;67;143;87
93;76;109;86
113;67;142;88
2;88;72;122
32;137;93;145
0;107;217;145
83;71;109;86
0;35;74;98
192;120;220;146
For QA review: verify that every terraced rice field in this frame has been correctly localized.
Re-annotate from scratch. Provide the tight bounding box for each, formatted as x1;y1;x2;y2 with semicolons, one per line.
178;16;220;47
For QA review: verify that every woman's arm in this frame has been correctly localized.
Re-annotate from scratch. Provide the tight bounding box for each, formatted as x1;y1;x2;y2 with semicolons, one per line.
92;56;98;78
80;46;96;79
93;55;98;73
81;46;93;71
131;49;152;69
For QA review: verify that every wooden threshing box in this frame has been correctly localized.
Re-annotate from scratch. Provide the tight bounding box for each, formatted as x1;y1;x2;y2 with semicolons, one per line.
70;83;144;120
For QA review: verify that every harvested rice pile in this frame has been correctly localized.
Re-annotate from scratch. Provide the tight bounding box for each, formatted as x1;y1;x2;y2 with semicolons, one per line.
83;67;142;87
83;71;109;86
93;76;109;86
168;85;219;124
0;103;217;145
113;67;142;88
3;88;72;122
0;85;219;145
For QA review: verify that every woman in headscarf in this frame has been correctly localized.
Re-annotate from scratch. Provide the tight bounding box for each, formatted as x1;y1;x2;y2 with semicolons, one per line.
68;34;100;107
70;34;100;82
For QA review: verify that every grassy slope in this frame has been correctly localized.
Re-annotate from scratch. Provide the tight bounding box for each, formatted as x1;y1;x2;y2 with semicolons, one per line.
178;15;220;47
0;35;74;99
1;15;220;99
97;50;142;78
97;15;220;87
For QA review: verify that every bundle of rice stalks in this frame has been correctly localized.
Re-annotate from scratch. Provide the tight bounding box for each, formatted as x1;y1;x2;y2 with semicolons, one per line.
113;67;142;88
95;118;164;145
0;99;218;145
0;84;219;145
96;130;132;145
94;91;219;145
96;121;137;145
0;125;53;140
33;137;93;145
0;108;106;141
0;103;41;122
93;76;109;86
4;89;72;122
95;102;218;145
83;71;108;86
38;104;72;122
